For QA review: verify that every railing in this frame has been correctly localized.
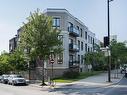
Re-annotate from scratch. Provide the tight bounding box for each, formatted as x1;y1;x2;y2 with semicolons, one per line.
69;43;79;52
68;27;79;37
69;61;80;68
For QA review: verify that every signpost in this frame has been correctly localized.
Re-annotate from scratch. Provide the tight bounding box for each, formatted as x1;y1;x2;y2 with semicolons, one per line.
50;59;54;80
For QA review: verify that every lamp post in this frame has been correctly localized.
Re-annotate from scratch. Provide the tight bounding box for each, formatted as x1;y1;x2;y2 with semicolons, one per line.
107;0;113;82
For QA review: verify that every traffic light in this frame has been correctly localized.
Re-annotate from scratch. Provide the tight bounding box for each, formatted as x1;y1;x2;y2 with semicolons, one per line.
104;36;109;47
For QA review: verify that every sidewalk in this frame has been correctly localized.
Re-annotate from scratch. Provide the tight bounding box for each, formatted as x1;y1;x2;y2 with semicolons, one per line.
29;70;124;89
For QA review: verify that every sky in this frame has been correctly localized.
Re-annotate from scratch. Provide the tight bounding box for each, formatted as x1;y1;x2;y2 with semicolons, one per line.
0;0;127;53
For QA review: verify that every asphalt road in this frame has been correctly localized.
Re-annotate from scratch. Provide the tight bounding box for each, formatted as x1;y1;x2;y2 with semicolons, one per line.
0;77;127;95
0;83;61;95
104;77;127;95
52;77;127;95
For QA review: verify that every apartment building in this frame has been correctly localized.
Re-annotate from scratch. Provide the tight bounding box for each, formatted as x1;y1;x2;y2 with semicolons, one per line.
9;8;96;78
9;36;18;53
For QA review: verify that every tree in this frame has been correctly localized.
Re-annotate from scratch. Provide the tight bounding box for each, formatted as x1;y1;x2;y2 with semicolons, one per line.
85;52;106;71
19;9;63;85
111;40;127;68
9;49;27;72
0;52;13;74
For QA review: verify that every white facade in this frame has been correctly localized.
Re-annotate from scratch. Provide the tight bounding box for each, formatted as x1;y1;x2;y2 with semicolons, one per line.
45;8;96;72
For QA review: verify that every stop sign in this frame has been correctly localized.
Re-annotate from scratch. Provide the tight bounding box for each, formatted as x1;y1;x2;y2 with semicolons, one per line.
50;59;54;64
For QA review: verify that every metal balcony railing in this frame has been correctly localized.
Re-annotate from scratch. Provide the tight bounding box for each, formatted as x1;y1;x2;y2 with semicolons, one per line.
69;43;79;52
68;27;79;37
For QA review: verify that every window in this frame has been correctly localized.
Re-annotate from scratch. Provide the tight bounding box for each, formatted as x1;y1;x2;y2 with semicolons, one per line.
88;46;90;52
80;28;83;37
68;22;73;32
81;42;83;51
88;35;90;43
91;37;93;44
57;53;63;64
85;44;87;52
78;40;80;51
77;26;79;30
69;39;73;44
93;38;94;45
85;31;87;40
91;47;93;52
69;55;73;66
78;55;80;64
81;55;83;64
53;18;60;28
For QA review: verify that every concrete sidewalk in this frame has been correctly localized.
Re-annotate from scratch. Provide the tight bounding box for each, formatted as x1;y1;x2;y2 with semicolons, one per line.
29;70;124;89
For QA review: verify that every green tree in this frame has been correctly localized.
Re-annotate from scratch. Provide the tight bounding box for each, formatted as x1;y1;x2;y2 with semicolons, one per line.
0;52;13;74
19;9;63;85
9;49;27;72
111;40;127;68
85;52;106;71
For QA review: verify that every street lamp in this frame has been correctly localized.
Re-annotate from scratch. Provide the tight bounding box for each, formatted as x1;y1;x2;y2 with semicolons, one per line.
107;0;113;82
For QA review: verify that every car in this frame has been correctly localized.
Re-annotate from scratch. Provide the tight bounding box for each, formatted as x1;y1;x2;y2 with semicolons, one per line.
1;74;9;84
8;74;26;85
120;66;126;74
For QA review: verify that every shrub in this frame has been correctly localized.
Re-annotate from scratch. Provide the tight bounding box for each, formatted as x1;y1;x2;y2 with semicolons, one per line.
63;70;80;79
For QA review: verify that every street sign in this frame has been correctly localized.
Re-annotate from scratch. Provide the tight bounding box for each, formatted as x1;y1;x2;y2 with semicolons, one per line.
50;59;54;64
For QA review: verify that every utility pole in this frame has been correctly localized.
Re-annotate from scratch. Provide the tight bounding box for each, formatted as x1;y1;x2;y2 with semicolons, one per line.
107;0;113;82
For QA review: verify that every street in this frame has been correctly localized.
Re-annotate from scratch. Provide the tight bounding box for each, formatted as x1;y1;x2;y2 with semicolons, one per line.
0;83;61;95
0;77;127;95
52;77;127;95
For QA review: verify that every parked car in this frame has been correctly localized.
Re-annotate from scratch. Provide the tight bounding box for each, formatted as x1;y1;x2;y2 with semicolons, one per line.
1;74;9;84
120;67;126;74
8;74;26;85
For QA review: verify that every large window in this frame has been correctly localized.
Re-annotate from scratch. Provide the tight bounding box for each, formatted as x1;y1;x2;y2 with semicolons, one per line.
57;53;63;64
78;55;80;64
85;31;87;40
88;46;90;52
85;43;87;52
68;22;73;32
69;38;73;44
81;42;83;51
53;18;60;28
80;28;83;38
88;35;90;43
81;55;83;64
78;40;80;51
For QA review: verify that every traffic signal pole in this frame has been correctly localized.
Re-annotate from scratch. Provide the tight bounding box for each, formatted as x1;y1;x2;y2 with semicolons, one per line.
107;0;111;82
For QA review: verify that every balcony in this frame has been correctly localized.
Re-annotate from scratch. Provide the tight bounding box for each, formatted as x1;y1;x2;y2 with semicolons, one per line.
69;43;79;52
68;27;79;37
69;61;80;68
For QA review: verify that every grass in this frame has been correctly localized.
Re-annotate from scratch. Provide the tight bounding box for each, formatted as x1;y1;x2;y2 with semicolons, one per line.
53;71;103;83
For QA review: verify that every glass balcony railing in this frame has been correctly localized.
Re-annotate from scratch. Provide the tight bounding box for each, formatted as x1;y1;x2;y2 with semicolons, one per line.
68;27;79;37
69;43;79;52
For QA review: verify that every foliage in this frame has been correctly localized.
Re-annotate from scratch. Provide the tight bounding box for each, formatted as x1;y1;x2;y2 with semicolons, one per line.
18;9;63;85
0;50;27;74
63;70;80;79
85;52;106;71
110;40;127;68
19;9;63;60
9;49;27;71
0;52;13;74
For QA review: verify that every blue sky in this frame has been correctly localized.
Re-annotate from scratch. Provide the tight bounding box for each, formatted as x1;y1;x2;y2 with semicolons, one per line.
0;0;127;53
